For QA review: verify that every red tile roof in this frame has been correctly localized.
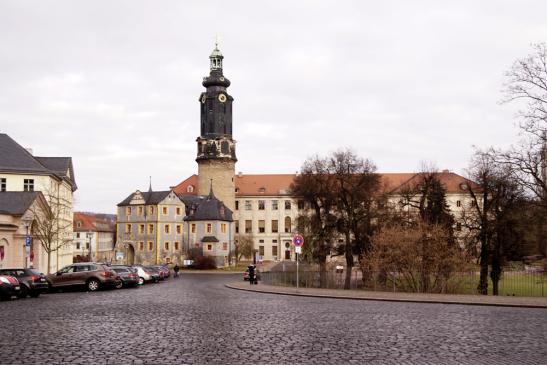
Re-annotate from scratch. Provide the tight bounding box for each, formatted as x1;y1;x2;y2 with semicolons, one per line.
172;171;473;197
73;212;116;232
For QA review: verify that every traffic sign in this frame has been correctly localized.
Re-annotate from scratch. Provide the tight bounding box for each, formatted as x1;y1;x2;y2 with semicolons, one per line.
295;246;302;254
292;234;304;247
25;236;32;247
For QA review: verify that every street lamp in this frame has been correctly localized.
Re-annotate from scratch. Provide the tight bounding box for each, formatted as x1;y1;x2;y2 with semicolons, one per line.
86;232;93;262
21;217;33;269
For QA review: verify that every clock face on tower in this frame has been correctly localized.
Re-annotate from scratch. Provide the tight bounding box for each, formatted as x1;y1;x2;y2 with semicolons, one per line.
201;95;206;103
218;94;227;103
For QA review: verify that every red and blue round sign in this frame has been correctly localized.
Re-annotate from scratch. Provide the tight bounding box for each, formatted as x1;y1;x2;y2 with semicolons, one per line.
292;234;304;247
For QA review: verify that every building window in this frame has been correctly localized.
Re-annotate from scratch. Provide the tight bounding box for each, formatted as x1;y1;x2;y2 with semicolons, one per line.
125;224;131;233
176;224;182;234
221;223;227;233
139;224;145;234
258;200;265;210
23;179;34;192
207;244;212;251
284;217;291;233
272;200;278;210
191;224;196;233
162;206;168;215
223;242;228;250
148;224;154;234
164;224;170;234
148;241;153;251
284;200;291;210
139;241;144;251
165;241;170;250
297;200;305;210
126;207;131;216
176;207;182;215
76;232;80;238
0;178;6;192
272;246;278;257
271;220;278;233
235;221;239;233
149;206;154;215
76;221;82;228
174;242;180;250
258;220;265;233
235;201;239;210
76;242;80;250
245;220;252;233
206;223;212;233
456;200;461;207
259;246;265;256
86;242;90;250
245;200;252;210
471;200;476;206
138;206;143;215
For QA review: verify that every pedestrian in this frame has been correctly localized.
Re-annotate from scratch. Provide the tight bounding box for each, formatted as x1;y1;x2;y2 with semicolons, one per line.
173;264;180;278
248;265;255;285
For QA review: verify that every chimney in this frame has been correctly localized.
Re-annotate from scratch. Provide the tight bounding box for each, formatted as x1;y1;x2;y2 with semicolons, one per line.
237;171;242;177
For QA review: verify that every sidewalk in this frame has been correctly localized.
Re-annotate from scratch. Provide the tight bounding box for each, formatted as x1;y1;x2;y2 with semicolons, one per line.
226;281;547;308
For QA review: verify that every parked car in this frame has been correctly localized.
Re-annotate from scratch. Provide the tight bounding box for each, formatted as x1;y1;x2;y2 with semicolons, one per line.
0;275;21;300
110;266;139;288
0;268;48;298
46;263;121;292
243;267;260;282
145;266;165;281
149;265;170;279
132;265;160;285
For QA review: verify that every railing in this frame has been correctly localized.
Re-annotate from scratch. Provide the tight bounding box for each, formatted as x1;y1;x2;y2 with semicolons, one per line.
260;270;547;297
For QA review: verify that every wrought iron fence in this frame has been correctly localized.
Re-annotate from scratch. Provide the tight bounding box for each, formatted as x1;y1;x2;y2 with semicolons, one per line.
260;270;547;297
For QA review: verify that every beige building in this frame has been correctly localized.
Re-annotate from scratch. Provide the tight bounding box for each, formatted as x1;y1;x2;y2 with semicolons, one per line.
73;212;116;263
0;134;77;273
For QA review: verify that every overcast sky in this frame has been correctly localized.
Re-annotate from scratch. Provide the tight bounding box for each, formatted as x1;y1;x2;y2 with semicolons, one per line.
1;1;546;213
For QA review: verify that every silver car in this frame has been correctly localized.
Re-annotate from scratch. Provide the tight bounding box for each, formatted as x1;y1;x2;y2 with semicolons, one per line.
132;265;160;285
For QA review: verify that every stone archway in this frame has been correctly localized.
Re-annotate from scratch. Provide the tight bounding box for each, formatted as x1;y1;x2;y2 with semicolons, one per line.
0;238;8;268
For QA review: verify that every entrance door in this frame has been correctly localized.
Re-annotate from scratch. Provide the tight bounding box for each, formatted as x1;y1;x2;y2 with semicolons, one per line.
127;244;135;265
285;250;291;260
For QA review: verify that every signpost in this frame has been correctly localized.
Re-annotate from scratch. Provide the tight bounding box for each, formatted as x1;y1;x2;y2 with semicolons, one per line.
292;234;304;289
25;236;31;269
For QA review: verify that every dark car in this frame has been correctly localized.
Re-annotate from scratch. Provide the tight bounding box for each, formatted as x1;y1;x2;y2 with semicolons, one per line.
110;266;139;288
46;263;121;292
0;268;48;298
0;275;21;300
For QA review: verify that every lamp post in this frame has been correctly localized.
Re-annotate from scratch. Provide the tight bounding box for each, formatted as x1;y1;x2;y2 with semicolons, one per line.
21;217;33;269
86;232;93;262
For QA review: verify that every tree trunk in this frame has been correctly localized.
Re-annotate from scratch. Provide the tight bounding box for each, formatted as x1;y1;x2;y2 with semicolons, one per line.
344;232;353;290
47;250;51;274
478;232;489;295
491;247;502;296
319;260;327;288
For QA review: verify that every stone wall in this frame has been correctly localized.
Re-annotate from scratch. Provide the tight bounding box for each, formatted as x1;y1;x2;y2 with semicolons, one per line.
197;159;235;212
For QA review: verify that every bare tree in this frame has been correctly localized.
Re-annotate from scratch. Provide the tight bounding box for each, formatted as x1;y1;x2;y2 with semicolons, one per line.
329;149;381;290
291;156;338;287
234;234;254;265
29;185;73;274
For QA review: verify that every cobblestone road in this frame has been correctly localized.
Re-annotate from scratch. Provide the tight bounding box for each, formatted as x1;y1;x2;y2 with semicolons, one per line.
0;274;546;365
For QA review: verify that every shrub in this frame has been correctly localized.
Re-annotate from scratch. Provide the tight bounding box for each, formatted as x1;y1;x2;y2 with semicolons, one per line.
192;255;217;270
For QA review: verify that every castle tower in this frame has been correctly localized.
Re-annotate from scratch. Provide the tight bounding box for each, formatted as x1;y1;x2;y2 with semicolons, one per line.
196;43;236;212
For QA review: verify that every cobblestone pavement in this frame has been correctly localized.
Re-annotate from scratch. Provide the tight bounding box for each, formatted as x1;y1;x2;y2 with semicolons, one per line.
0;274;546;365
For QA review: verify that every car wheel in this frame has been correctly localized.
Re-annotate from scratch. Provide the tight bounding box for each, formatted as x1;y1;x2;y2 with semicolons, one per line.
138;277;145;285
87;279;100;292
115;281;123;289
17;285;29;299
29;291;41;298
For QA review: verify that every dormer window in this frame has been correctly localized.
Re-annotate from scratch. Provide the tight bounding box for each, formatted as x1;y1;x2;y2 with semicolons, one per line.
258;187;266;193
187;185;194;193
235;187;239;193
76;221;82;228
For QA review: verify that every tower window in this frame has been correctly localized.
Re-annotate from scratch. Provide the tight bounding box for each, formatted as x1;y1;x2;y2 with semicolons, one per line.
0;178;6;191
235;201;239;210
